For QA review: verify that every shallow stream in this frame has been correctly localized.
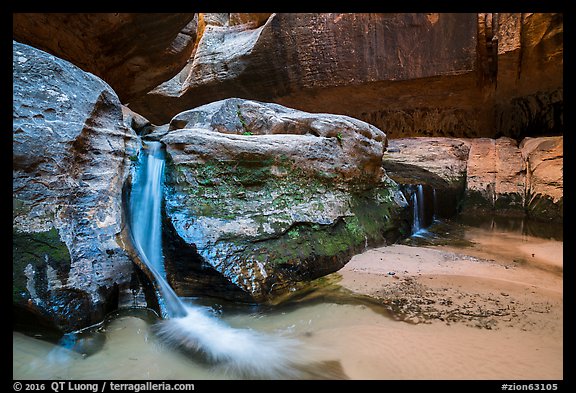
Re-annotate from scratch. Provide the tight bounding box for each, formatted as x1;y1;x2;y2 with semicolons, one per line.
13;217;563;380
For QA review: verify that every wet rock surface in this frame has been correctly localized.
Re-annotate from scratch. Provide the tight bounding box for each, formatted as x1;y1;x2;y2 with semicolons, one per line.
13;41;139;332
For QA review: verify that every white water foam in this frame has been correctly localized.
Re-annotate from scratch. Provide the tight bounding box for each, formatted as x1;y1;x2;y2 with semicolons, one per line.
154;305;305;379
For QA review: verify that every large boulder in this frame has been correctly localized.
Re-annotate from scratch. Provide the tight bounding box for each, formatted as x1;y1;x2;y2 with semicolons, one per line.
382;138;470;220
158;98;410;301
383;138;470;189
13;13;197;101
13;41;139;332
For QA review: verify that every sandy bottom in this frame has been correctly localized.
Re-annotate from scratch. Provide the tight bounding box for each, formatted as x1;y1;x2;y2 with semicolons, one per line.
334;225;563;379
13;221;563;380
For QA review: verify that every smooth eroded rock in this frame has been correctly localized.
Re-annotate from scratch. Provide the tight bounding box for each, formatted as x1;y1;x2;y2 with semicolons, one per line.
13;13;197;101
520;137;563;222
128;13;561;140
383;136;562;221
129;13;482;132
383;138;470;189
495;13;563;138
13;41;139;332
464;137;527;214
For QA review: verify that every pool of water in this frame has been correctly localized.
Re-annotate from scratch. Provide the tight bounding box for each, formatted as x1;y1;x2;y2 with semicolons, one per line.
13;216;563;380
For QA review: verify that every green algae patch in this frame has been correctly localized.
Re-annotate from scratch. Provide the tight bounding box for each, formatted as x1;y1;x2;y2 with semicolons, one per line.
13;228;71;302
164;150;409;302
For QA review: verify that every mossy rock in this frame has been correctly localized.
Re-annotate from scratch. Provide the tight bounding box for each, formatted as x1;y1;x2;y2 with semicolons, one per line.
13;227;71;303
164;154;409;301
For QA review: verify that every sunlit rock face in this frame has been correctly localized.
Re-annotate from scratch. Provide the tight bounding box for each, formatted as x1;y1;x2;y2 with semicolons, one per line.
462;136;563;222
14;13;561;139
129;13;482;133
493;13;563;138
13;41;139;332
158;98;410;301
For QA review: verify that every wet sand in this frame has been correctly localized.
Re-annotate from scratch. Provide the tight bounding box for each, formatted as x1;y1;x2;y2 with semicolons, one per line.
13;223;563;380
334;229;563;379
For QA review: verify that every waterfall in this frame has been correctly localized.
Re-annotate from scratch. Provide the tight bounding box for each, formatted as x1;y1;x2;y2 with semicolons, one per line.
128;140;302;378
411;191;420;234
129;141;186;318
409;184;439;236
432;187;438;221
130;142;166;278
411;184;425;235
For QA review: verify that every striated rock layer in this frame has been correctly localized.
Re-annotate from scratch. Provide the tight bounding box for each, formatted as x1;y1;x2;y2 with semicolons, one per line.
13;41;140;332
157;98;410;301
128;12;562;140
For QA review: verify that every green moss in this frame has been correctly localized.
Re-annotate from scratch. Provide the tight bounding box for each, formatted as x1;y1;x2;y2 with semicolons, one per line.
165;147;409;298
167;155;335;224
257;218;362;269
13;198;27;215
253;187;403;269
13;198;55;223
13;228;71;302
287;228;300;240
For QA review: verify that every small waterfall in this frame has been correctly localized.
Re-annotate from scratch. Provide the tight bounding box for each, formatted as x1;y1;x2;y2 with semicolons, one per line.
432;188;438;221
412;184;423;234
411;184;427;235
129;141;186;318
130;142;166;278
407;184;437;236
128;140;302;378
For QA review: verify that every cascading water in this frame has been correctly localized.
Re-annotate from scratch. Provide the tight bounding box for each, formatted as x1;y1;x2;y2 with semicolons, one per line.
129;141;186;318
411;184;425;235
128;140;303;378
408;183;441;237
129;142;167;279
